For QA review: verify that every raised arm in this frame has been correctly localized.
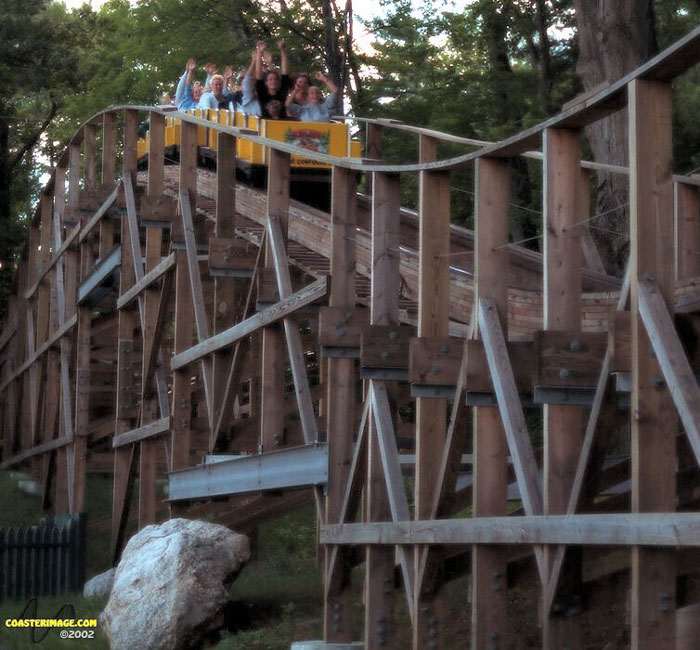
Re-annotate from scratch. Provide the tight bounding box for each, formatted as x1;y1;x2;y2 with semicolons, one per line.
175;58;197;109
278;40;288;76
255;40;266;80
315;71;338;94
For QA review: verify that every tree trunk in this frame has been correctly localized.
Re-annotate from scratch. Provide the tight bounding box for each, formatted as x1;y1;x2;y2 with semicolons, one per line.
573;0;657;274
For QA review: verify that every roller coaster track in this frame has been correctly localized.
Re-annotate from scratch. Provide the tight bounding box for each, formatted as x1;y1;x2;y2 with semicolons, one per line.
4;24;700;649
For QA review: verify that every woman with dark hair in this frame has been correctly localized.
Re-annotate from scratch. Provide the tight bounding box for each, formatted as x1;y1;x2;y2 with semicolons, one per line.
254;40;293;119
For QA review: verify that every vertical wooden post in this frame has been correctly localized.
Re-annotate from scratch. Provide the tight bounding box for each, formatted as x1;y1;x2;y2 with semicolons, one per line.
674;179;700;281
100;112;117;258
64;146;81;517
111;109;140;561
170;119;197;507
365;171;400;649
53;164;69;514
260;149;290;453
211;131;237;450
542;127;584;650
72;125;98;514
324;165;358;643
472;156;510;649
629;78;676;650
139;111;166;527
413;135;451;648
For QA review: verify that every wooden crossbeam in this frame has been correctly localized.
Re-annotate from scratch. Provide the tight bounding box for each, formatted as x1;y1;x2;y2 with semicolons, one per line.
0;315;77;393
211;231;266;449
267;215;318;444
24;223;81;300
170;276;328;370
0;435;71;469
638;276;700;465
321;514;700;546
124;174;169;418
371;381;415;621
478;297;544;582
179;187;214;431
78;183;120;244
116;253;175;310
325;397;370;599
478;298;543;516
113;417;171;447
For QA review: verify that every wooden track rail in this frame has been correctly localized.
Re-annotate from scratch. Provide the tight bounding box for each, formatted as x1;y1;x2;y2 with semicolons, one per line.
4;25;700;649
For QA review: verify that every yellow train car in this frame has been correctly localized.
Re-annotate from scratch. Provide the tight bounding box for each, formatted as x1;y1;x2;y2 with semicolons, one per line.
138;109;362;209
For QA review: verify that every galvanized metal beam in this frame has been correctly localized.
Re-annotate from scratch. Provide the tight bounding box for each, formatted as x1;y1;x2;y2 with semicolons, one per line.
168;443;329;501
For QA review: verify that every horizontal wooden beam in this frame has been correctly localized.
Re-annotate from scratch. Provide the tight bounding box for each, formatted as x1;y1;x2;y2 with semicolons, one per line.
0;436;71;469
170;276;328;371
112;417;171;448
321;514;700;547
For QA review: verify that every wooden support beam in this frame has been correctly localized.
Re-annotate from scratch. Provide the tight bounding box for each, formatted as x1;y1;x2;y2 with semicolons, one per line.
179;188;214;431
261;149;289;456
211;233;266;447
170;119;198;508
543;266;631;617
321;514;700;547
366;170;401;649
325;398;370;599
638;277;700;467
99;112;117;257
324;165;358;643
371;382;414;619
140;111;166;528
478;297;545;583
0;435;71;470
112;109;140;559
267;215;318;444
471;156;510;650
113;417;171;448
629;77;676;650
414;161;450;650
24;224;81;300
542;126;584;649
170;276;327;370
211;131;237;452
116;253;175;310
78;184;119;244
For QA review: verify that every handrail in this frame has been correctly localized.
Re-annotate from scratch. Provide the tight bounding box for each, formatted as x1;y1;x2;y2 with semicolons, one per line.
27;22;700;219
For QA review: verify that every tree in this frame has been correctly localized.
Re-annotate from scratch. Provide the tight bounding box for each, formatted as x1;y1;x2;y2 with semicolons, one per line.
0;0;80;317
573;0;657;274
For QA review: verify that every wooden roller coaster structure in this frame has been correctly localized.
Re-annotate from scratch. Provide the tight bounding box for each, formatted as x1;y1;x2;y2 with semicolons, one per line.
4;25;700;650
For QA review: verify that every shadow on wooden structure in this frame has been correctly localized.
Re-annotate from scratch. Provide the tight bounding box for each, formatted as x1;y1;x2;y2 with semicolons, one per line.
5;25;700;650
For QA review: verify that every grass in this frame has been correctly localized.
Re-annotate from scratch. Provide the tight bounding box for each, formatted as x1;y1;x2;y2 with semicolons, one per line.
219;504;325;648
0;472;44;528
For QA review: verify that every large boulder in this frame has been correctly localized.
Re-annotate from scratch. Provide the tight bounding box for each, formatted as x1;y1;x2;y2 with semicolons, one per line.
83;567;116;598
100;518;250;649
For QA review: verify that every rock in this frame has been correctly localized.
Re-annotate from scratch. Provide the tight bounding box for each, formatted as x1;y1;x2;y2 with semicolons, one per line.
100;519;250;650
83;567;116;598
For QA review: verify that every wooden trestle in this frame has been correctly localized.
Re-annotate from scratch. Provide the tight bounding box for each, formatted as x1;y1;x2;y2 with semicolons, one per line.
5;26;700;650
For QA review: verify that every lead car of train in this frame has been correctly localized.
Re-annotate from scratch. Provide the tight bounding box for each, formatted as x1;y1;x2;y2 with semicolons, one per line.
137;108;363;210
